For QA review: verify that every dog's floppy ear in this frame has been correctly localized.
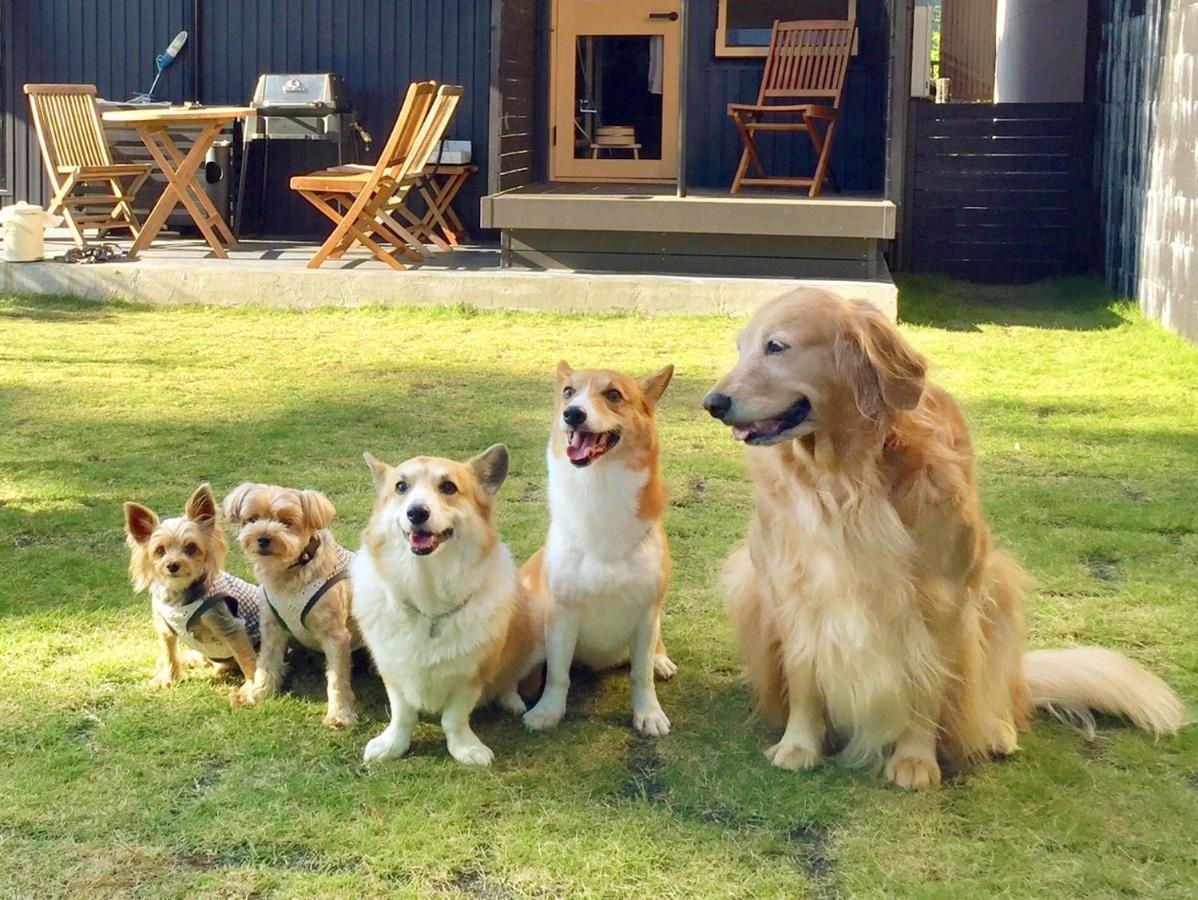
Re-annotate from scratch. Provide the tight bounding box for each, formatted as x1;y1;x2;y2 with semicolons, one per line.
363;452;391;492
222;482;257;525
300;489;336;530
468;444;509;496
556;360;573;381
836;301;927;418
123;502;159;545
185;484;219;529
639;364;674;409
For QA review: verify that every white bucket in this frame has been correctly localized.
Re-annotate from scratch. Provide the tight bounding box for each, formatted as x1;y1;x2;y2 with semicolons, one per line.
0;202;61;262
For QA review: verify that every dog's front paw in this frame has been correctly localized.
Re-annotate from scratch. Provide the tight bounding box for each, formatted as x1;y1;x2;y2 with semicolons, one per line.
149;670;176;690
633;704;671;737
885;753;941;790
450;742;494;767
363;729;409;763
523;699;565;731
231;682;266;707
764;739;822;771
499;688;527;716
653;653;678;681
323;707;358;729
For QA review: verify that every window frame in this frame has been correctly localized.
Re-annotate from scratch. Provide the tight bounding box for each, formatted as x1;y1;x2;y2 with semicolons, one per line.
715;0;858;59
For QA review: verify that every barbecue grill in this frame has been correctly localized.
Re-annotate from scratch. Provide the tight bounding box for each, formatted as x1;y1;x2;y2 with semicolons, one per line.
236;73;371;236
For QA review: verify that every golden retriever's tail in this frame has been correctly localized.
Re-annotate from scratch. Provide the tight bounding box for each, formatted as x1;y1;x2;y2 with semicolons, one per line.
1024;648;1186;739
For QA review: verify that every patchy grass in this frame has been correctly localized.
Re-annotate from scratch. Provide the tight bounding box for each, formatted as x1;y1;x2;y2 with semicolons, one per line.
1;277;1195;898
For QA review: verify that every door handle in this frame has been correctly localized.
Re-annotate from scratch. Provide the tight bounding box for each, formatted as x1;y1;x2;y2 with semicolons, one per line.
648;11;679;20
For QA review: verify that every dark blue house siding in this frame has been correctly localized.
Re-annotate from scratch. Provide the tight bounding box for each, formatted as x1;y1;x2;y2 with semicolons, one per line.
4;0;492;233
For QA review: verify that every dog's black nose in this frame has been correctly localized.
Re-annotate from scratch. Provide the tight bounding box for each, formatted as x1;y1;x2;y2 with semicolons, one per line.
703;392;733;420
166;561;181;574
406;504;430;525
257;536;271;549
562;405;587;427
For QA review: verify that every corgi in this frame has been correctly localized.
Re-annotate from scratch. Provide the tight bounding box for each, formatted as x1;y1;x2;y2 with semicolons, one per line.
521;362;678;737
352;445;545;766
123;484;259;699
223;483;360;728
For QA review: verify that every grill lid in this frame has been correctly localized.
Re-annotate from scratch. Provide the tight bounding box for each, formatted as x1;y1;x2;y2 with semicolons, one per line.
251;73;351;113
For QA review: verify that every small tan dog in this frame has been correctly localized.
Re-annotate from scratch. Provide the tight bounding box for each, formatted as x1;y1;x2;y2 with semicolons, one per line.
223;483;359;728
704;288;1184;787
521;362;677;737
124;484;259;698
353;445;545;766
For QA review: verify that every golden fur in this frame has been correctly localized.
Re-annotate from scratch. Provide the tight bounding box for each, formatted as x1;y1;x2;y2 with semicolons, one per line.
223;483;359;727
124;484;257;696
707;288;1185;788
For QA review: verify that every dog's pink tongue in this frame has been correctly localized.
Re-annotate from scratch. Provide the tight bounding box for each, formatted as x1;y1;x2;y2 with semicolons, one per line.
732;425;753;442
732;418;782;442
566;431;601;462
410;531;438;552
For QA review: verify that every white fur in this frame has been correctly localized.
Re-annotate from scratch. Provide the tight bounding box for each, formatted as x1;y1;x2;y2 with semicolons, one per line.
523;442;671;736
352;512;526;766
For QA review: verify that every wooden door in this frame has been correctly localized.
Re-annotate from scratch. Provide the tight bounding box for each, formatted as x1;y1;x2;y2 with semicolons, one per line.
550;0;681;182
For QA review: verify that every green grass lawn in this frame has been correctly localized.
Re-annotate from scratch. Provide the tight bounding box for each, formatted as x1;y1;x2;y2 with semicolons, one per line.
1;277;1196;898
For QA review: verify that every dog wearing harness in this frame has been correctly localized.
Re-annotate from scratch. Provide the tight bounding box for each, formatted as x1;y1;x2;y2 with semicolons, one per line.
223;483;361;728
124;484;260;701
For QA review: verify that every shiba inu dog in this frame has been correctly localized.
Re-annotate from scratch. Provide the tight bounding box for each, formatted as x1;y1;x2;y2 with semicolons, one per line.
223;483;360;728
352;445;545;766
522;362;678;737
124;484;259;699
704;288;1184;787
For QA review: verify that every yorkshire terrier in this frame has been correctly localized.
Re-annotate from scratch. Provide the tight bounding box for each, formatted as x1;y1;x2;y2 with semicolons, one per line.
223;483;359;728
124;484;260;699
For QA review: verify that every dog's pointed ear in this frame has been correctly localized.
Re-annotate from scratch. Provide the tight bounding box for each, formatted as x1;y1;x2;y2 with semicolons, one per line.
185;484;218;528
468;444;509;496
363;452;391;491
639;364;674;409
836;302;926;418
556;360;573;381
124;502;159;545
300;489;336;530
222;482;256;525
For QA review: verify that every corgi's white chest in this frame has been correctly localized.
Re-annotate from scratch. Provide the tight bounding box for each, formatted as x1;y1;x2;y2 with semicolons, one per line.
545;450;666;664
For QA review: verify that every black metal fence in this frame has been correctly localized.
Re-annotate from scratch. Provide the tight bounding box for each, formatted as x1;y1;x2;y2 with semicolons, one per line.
902;100;1095;282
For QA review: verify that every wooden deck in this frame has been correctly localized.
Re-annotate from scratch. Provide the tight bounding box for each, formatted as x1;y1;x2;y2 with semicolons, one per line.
481;183;895;278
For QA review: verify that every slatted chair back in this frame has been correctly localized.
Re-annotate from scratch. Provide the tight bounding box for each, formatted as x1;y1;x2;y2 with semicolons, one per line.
24;83;114;172
396;85;464;181
378;80;438;177
757;20;855;108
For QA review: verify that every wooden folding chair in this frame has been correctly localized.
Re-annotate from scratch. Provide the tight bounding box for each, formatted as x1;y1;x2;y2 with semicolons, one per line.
727;20;855;197
23;83;151;248
291;83;463;269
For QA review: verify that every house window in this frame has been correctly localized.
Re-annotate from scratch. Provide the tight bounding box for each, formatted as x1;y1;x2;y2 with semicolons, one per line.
716;0;857;58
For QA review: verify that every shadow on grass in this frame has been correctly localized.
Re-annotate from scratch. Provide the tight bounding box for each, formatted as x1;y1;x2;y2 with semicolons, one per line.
0;293;133;322
897;274;1128;331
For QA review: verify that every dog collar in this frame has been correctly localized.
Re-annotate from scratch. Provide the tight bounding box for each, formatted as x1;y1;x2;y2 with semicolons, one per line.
402;593;473;639
289;535;322;569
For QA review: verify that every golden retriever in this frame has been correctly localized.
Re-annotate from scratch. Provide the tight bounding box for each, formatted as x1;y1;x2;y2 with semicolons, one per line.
704;288;1184;788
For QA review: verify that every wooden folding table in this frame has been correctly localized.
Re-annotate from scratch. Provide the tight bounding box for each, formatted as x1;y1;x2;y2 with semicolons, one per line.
101;105;253;257
415;163;478;247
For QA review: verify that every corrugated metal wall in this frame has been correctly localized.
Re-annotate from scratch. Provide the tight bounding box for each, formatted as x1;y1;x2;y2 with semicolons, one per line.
3;0;492;232
1096;0;1198;343
684;0;888;192
939;0;996;102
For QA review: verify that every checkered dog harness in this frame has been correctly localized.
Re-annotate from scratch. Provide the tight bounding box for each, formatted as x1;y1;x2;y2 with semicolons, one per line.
152;572;262;660
261;544;358;651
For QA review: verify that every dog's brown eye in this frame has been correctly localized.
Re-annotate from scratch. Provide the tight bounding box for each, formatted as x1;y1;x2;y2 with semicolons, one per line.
605;389;622;403
246;515;258;524
563;386;575;399
440;480;458;496
395;480;408;495
154;546;166;557
183;543;198;557
765;339;789;355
